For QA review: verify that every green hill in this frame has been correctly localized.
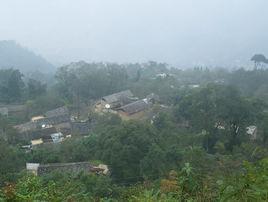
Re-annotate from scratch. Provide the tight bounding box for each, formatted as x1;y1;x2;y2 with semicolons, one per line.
0;40;54;73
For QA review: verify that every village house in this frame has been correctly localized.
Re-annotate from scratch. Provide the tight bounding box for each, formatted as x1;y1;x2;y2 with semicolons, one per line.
16;125;57;143
45;106;69;117
15;105;99;146
95;91;160;120
14;106;71;142
30;131;64;147
26;162;109;176
116;93;160;119
95;90;137;112
35;115;71;131
36;106;70;128
15;106;70;131
118;99;151;120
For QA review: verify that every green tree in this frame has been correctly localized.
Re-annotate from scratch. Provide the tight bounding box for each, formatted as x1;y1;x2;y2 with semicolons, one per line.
175;84;265;152
0;69;24;103
96;121;156;183
218;158;268;201
251;54;268;68
0;139;25;185
27;78;47;99
140;144;167;179
55;62;129;103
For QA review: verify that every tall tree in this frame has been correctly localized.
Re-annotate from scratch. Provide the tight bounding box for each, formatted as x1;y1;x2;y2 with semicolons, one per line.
251;54;268;68
175;84;265;152
0;69;24;103
27;79;47;99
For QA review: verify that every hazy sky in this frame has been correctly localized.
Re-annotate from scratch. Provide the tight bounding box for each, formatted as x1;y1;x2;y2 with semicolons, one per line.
0;0;267;67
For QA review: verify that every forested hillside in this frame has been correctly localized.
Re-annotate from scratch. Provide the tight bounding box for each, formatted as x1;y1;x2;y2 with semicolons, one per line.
1;62;268;201
0;41;54;73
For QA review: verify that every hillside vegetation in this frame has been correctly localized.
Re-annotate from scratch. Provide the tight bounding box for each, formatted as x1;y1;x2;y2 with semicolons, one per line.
0;41;54;73
1;62;268;201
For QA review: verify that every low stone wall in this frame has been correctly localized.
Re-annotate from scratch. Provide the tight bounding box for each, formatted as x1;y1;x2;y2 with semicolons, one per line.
37;162;93;175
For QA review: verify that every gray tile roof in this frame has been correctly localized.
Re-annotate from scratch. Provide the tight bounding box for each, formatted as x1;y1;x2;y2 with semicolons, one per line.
14;122;37;133
71;121;92;135
119;99;150;115
36;114;70;126
45;106;69;117
102;90;134;104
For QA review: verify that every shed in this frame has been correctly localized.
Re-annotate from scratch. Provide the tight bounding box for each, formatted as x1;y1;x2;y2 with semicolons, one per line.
31;116;45;122
26;163;40;175
31;138;44;146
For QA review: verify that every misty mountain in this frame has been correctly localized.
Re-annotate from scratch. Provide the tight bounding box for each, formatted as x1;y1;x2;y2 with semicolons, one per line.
0;40;54;73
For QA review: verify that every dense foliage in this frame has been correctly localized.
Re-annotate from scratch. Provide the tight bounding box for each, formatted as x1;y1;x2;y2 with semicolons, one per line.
1;62;268;201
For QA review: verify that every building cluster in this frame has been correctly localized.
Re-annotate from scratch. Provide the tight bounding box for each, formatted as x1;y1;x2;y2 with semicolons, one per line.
95;90;159;119
14;106;92;148
8;91;159;175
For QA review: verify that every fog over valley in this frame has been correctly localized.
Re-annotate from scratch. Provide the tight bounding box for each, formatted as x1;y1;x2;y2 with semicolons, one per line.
2;1;268;201
0;0;267;68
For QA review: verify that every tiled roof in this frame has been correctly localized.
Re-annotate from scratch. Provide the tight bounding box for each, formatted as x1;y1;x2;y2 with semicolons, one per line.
102;90;134;104
45;106;69;117
119;99;150;115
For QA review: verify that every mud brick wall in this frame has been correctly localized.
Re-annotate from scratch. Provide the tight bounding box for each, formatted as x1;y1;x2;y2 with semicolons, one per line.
37;162;93;175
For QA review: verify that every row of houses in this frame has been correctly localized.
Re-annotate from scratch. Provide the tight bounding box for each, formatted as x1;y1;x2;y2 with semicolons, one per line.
15;106;92;147
17;107;109;176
